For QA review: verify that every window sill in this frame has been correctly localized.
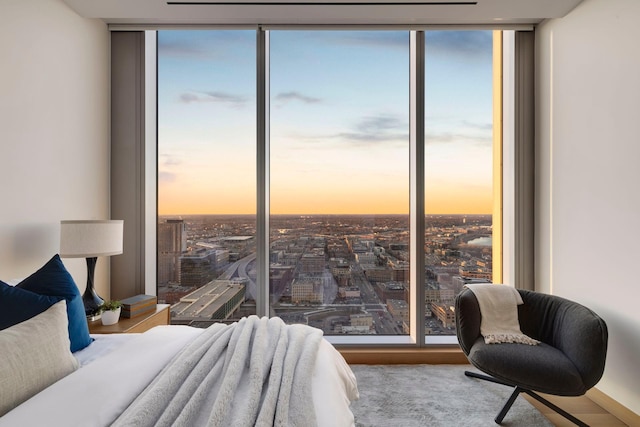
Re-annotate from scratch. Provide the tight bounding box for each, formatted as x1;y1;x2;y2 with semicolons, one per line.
338;345;468;365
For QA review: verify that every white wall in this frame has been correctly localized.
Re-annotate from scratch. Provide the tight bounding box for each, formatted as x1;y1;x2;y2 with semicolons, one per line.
0;0;110;296
536;0;640;415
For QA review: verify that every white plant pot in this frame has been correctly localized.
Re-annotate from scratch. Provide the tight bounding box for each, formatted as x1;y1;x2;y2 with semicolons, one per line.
101;307;121;326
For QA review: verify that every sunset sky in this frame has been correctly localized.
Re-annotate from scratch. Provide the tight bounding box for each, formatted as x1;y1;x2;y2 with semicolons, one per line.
158;30;493;215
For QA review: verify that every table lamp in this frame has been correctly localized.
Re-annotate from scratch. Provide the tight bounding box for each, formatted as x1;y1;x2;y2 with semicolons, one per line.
60;220;124;320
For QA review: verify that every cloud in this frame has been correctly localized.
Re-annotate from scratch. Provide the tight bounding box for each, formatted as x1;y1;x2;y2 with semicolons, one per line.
274;91;322;106
308;31;489;57
356;115;405;133
161;154;182;167
159;171;177;184
179;91;248;106
336;114;408;146
426;31;492;59
327;32;408;50
281;116;490;149
158;31;254;60
277;114;408;149
461;120;493;132
425;130;492;147
422;117;492;146
158;39;213;60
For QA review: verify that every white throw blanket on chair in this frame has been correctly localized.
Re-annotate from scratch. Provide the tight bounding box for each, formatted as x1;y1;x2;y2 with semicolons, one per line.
464;284;539;345
113;315;323;427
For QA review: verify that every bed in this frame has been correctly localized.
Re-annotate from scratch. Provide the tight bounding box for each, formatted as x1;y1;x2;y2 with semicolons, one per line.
0;256;359;426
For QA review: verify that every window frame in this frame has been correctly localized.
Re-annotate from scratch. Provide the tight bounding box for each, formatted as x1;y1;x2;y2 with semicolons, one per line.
122;28;521;350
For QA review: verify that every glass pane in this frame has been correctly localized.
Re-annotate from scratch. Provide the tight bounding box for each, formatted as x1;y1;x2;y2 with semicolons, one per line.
269;31;410;335
424;31;494;336
157;31;257;326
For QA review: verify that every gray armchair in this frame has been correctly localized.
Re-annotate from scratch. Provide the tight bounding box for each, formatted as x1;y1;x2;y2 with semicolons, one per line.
455;288;608;426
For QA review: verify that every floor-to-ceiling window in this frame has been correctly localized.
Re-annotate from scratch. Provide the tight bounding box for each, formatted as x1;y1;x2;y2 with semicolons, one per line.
157;31;258;325
423;31;494;337
269;31;409;335
156;29;498;342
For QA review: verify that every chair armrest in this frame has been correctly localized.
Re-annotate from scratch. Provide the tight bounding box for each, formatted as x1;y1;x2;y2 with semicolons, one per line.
455;288;482;356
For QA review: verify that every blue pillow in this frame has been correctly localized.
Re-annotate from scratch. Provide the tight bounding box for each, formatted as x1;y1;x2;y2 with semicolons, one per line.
0;281;63;330
16;255;93;352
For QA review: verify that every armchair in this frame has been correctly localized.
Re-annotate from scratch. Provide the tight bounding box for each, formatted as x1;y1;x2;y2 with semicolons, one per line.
455;288;608;426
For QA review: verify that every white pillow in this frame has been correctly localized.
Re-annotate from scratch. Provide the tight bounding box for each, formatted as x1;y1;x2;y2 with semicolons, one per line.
0;300;80;416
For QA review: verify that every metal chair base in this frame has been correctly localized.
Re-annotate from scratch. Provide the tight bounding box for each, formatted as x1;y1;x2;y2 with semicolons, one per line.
464;370;589;427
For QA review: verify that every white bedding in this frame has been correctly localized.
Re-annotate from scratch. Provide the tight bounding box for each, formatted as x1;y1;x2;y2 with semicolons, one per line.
0;325;358;427
75;333;140;366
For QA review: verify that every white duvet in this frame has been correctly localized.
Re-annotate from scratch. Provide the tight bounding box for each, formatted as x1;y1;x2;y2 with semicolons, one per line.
0;325;358;427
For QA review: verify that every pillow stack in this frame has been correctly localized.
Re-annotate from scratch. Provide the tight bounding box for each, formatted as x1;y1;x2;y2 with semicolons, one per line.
0;281;62;328
0;254;93;352
0;254;94;416
0;300;80;416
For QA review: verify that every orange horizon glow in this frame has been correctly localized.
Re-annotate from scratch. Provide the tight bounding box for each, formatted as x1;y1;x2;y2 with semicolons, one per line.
158;189;492;216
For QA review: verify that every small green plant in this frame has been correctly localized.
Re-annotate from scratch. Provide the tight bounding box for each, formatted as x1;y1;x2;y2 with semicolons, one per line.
98;300;122;313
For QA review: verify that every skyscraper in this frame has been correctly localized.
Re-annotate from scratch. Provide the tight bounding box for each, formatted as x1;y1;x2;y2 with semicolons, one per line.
158;219;187;285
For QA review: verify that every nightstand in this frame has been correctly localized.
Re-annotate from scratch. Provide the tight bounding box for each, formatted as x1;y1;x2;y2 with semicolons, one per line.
88;304;170;334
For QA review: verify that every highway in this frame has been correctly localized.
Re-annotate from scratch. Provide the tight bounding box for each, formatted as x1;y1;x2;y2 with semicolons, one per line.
218;253;257;300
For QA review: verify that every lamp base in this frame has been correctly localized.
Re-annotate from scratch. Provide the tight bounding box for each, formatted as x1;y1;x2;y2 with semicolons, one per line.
86;312;102;322
83;257;104;320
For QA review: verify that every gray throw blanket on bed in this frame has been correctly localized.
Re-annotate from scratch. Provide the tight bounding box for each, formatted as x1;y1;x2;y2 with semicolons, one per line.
112;315;323;427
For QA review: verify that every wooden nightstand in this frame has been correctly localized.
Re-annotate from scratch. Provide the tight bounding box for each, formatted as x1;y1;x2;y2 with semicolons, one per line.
88;304;170;334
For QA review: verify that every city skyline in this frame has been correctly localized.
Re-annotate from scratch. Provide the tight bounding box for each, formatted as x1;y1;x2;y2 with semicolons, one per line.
158;30;493;216
157;212;493;335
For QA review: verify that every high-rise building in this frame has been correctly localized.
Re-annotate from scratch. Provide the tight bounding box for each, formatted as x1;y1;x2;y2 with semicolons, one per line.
291;278;323;304
375;282;406;303
430;302;456;329
300;253;325;275
425;288;455;305
158;219;187;285
180;248;218;288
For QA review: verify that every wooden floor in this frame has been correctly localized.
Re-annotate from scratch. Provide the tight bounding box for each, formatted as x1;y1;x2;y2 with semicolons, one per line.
522;393;628;427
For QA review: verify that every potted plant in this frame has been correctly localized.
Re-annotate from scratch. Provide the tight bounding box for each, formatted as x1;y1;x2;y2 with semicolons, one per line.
98;300;122;326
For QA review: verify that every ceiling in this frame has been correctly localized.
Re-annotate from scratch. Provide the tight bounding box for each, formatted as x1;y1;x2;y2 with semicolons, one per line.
63;0;584;26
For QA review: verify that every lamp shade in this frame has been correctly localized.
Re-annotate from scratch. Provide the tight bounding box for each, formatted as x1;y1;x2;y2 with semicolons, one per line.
60;220;124;258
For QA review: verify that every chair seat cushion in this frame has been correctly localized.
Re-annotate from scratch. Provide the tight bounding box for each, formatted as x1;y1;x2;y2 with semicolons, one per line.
468;338;587;396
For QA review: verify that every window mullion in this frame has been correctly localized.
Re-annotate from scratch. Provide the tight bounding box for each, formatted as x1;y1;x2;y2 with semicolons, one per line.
256;29;270;317
410;31;426;345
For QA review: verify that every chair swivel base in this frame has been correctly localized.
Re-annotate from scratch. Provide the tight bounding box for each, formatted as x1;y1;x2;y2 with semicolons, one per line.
464;370;589;427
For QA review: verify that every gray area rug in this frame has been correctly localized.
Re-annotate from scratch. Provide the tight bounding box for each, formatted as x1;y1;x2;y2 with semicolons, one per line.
349;365;553;427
